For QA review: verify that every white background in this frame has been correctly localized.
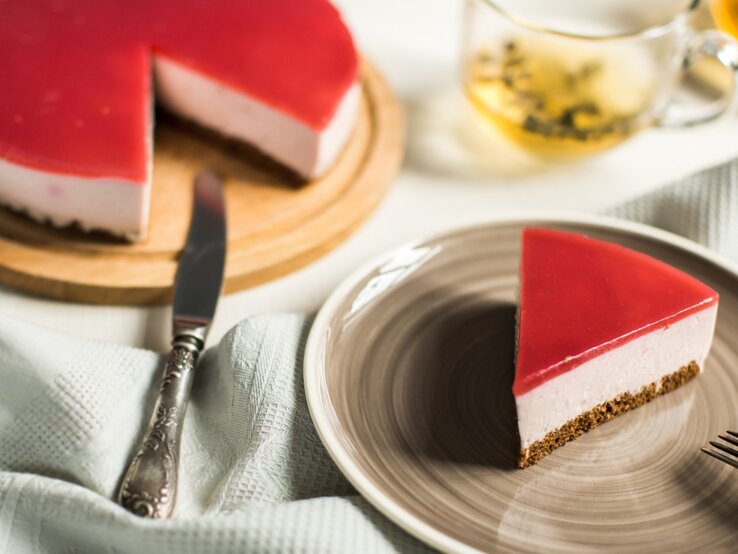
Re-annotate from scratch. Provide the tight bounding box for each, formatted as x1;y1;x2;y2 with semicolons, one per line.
2;0;737;351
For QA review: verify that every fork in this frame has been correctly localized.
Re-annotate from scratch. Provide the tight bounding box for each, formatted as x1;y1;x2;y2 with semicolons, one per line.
701;430;738;469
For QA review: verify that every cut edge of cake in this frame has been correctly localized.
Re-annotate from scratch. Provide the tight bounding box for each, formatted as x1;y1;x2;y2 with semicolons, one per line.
518;362;700;468
515;298;718;469
153;54;361;181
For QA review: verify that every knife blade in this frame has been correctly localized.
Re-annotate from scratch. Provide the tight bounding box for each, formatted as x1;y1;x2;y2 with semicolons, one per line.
118;170;226;519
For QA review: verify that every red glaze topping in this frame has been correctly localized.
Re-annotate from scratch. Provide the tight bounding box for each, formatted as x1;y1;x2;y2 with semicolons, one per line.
513;228;719;397
0;0;357;181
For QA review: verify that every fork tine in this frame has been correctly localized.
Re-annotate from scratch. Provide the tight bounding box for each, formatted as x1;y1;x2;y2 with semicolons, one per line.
718;434;738;448
727;430;738;439
709;440;738;458
702;447;738;469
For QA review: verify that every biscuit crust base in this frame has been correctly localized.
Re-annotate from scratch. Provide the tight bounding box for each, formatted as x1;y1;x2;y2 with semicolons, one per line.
518;361;700;468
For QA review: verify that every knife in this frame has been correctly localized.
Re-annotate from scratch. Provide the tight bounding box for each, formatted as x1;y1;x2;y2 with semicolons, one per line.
118;170;227;519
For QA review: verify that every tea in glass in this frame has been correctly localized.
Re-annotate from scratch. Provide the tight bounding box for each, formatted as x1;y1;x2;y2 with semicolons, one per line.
461;0;738;158
465;40;652;157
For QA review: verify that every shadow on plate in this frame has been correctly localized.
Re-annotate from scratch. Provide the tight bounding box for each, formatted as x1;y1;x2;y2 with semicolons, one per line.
395;298;520;470
674;452;738;537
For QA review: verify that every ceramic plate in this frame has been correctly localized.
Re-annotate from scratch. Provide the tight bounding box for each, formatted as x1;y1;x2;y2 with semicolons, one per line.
304;215;738;553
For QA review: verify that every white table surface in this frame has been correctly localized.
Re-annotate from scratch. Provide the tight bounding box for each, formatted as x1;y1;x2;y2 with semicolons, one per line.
2;0;737;352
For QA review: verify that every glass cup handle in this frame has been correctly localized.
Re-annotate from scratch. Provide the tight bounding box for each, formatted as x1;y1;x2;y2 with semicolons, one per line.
658;30;738;128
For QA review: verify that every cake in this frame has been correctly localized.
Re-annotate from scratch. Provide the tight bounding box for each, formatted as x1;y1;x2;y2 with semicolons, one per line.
515;228;719;468
0;0;359;239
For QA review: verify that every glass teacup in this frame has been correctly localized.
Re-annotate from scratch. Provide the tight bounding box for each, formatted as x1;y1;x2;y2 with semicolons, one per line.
461;0;738;158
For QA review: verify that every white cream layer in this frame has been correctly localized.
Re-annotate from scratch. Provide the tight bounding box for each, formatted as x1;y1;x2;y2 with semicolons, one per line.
153;55;360;179
0;158;150;239
516;304;718;449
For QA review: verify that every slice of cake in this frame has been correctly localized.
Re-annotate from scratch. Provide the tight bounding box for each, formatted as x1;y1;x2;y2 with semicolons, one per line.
0;0;359;239
515;227;719;468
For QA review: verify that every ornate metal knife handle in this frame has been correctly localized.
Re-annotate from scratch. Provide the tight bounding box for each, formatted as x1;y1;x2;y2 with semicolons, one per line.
118;334;202;518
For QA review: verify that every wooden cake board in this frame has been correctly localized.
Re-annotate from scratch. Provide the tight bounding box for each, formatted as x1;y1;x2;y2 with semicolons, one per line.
0;60;405;304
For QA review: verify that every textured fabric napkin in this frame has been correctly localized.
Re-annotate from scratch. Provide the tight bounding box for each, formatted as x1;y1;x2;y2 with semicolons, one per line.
609;157;738;262
0;314;428;553
1;157;736;554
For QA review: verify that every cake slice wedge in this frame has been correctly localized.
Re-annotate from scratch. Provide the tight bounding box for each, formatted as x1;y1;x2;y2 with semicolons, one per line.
514;228;719;468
